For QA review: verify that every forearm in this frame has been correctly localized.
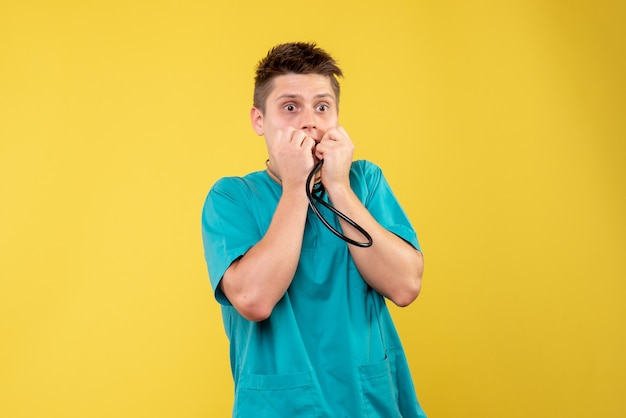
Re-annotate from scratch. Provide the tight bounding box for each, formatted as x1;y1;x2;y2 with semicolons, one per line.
221;186;309;321
326;185;423;307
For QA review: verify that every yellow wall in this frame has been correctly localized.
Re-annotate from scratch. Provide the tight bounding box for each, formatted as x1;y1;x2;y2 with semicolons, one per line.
1;0;624;417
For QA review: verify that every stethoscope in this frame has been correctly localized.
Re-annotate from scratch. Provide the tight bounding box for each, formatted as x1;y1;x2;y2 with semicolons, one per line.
266;159;373;247
305;160;373;248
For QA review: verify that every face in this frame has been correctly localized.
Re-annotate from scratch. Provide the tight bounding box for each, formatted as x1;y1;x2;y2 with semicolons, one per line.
251;73;339;147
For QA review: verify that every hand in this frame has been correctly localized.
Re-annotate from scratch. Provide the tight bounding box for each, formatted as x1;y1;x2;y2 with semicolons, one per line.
268;127;317;188
314;126;354;190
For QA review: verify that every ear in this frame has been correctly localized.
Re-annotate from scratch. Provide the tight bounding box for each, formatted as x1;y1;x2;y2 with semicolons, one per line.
250;107;264;136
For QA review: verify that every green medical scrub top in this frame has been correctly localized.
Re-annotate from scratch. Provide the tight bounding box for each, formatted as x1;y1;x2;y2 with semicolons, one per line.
202;160;427;417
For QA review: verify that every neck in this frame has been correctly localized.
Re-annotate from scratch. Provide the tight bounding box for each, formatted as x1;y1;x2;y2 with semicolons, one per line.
265;159;282;183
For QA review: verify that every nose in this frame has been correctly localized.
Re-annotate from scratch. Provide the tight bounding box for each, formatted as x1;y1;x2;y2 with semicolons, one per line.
299;107;317;132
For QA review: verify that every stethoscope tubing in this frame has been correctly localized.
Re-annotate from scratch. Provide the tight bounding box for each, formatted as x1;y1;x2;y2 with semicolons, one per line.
306;160;373;248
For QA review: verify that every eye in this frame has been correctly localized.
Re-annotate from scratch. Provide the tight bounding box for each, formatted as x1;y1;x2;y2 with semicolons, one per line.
284;104;297;112
316;103;329;112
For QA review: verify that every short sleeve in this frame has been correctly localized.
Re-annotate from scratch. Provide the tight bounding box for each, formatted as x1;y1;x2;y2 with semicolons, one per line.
351;160;421;252
201;177;263;305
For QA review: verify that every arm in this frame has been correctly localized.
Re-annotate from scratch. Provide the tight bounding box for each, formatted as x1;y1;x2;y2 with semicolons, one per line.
220;185;309;321
324;185;423;306
220;128;317;321
315;127;423;307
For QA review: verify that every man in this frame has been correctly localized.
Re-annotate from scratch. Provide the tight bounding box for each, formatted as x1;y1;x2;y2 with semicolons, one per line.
202;42;426;417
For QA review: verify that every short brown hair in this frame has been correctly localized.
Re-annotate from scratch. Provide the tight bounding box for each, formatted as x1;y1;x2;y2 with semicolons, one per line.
253;42;343;113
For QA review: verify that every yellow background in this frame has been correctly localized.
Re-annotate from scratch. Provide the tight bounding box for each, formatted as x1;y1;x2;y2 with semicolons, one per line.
1;0;624;417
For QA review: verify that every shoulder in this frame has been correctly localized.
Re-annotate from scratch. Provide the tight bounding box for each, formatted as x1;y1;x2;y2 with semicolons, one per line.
208;170;268;200
349;160;385;193
210;176;246;197
203;170;281;222
202;174;255;218
350;160;384;183
351;159;381;175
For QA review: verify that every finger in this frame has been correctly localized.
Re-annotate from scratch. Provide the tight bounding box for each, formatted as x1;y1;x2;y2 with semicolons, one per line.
289;129;307;146
320;129;335;143
321;127;346;143
302;136;316;151
314;142;326;160
337;126;349;137
284;127;296;143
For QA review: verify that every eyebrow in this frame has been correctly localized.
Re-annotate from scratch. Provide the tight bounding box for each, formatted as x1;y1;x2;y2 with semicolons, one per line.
275;93;334;101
